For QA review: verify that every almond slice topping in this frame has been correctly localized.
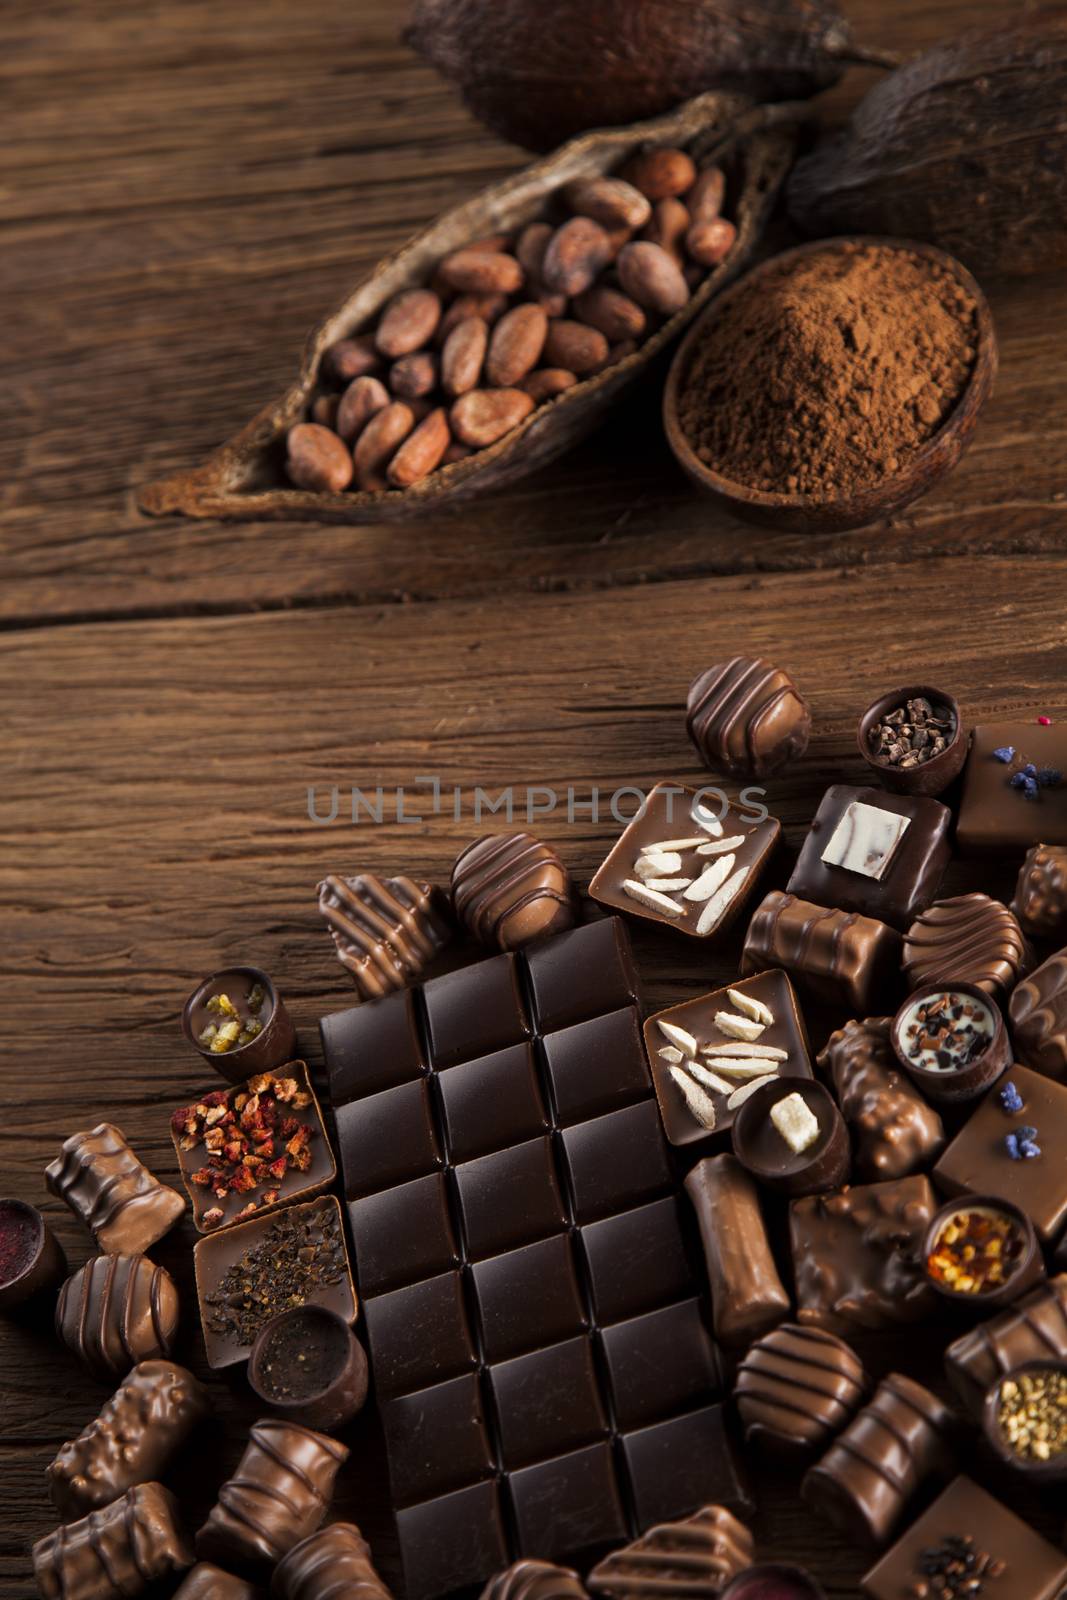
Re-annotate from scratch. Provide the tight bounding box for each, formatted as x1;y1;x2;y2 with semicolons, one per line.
714;1009;765;1042
695;867;749;935
658;1019;698;1056
703;1042;788;1060
696;836;746;855
669;1065;717;1130
727;988;775;1026
682;854;736;903
726;1075;777;1109
622;879;684;916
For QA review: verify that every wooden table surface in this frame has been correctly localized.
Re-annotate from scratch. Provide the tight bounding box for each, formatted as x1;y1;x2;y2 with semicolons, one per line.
3;0;1067;1594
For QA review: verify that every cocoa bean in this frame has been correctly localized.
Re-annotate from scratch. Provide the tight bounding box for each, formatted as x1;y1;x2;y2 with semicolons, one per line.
543;319;610;376
441;317;489;397
529;289;569;318
353;402;415;490
286;423;353;493
617;241;690;315
310;394;340;428
686;217;737;267
642;197;691;263
572;285;646;342
451;389;536;447
388;408;452;487
563;176;651;231
336;375;390;441
689;166;726;223
466;233;512;253
436;293;509;343
519;368;579;402
486;304;549;387
437;249;524;294
516;222;553;284
375;289;442;359
623;147;697;201
541;217;614;297
322;335;380;385
389;351;439;399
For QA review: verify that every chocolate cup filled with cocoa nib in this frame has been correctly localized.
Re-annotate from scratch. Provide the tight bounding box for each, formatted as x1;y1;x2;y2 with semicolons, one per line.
890;982;1009;1105
922;1196;1044;1315
663;237;996;536
182;965;296;1085
982;1360;1067;1483
857;685;965;797
731;1078;849;1198
249;1305;368;1432
720;1565;828;1600
0;1200;67;1312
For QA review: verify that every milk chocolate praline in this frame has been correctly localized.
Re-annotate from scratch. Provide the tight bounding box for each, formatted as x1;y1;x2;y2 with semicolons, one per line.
451;832;575;950
687;656;811;779
890;982;1009;1105
982;1359;1067;1483
922;1196;1043;1314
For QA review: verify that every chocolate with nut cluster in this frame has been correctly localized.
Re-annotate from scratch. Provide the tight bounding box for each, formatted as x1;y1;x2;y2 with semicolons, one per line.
686;656;811;778
1012;844;1067;939
586;1505;755;1599
46;1123;184;1256
56;1255;180;1383
48;1359;209;1520
196;1419;348;1571
817;1017;945;1181
902;893;1033;1000
273;1523;392;1600
735;1323;868;1460
33;1482;193;1600
790;1176;938;1334
742;892;902;1014
451;833;575;951
481;1561;587;1600
318;871;451;998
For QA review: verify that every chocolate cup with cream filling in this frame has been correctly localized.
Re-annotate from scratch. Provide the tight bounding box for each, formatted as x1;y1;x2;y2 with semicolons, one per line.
731;1078;849;1197
890;982;1009;1105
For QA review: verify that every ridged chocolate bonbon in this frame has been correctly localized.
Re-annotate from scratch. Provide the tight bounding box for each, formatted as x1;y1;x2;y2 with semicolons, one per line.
802;1373;958;1546
32;1482;193;1600
943;1274;1067;1415
45;1123;185;1256
817;1017;945;1180
1012;844;1067;939
902;893;1032;999
1009;949;1067;1079
451;832;575;950
790;1176;937;1333
586;1505;754;1598
48;1359;209;1519
481;1561;587;1600
56;1254;180;1383
176;1565;265;1600
685;1154;790;1345
735;1323;868;1459
318;871;451;998
272;1522;392;1600
742;892;901;1014
196;1419;348;1570
686;656;811;779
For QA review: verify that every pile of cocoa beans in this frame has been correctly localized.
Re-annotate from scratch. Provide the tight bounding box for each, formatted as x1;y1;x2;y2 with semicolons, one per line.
287;145;735;494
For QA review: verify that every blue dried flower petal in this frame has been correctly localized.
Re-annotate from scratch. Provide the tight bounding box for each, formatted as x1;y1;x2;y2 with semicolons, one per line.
1023;763;1037;777
1038;768;1063;787
999;1081;1024;1114
1004;1132;1021;1160
993;746;1015;763
1017;1126;1038;1142
1021;1141;1042;1159
1009;772;1028;789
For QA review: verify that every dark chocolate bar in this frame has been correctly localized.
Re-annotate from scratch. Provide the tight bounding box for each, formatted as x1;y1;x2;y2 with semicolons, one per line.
33;1482;192;1600
196;1419;348;1571
56;1254;180;1383
46;1123;184;1256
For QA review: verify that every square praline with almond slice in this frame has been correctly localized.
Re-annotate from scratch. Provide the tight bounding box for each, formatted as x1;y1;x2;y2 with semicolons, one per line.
589;780;780;939
644;968;813;1145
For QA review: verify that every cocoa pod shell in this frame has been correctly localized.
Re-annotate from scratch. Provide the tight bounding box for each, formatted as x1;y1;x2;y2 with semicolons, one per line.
139;93;797;525
787;21;1067;278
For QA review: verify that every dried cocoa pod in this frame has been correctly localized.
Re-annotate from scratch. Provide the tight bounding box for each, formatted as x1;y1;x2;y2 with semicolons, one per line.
287;425;353;493
542;217;614;296
623;147;698;201
787;21;1067;277
487;305;549;386
563;177;652;231
438;249;524;294
452;389;536;447
617;240;691;314
336;376;390;442
375;290;441;358
141;94;797;524
388;409;452;487
406;0;857;152
572;285;647;342
441;317;489;397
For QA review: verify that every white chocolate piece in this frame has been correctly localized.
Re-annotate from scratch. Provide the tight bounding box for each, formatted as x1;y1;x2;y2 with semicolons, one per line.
821;799;911;880
770;1091;820;1154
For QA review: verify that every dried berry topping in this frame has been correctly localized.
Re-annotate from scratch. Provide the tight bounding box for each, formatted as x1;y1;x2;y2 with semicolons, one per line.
174;1069;318;1221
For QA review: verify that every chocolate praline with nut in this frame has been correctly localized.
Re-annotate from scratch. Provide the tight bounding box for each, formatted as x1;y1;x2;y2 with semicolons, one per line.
686;656;811;778
451;832;574;951
1012;843;1067;939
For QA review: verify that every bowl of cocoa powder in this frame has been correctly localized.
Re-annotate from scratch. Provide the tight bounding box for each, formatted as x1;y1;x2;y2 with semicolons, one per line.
663;237;996;533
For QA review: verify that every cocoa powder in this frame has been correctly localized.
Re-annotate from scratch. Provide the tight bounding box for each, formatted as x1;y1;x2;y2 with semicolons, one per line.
678;242;979;497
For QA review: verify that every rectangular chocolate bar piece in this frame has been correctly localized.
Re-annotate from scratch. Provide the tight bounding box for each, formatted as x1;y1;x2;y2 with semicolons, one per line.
320;986;427;1105
742;891;902;1014
958;721;1067;854
525;917;640;1031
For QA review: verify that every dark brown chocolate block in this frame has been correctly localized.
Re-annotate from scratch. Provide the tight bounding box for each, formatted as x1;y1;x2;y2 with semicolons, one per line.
381;1373;496;1505
422;952;531;1066
510;1441;628;1561
541;1008;650;1126
320;985;427;1104
438;1044;548;1162
396;1481;510;1600
578;1199;694;1327
600;1299;723;1430
620;1406;752;1529
473;1235;590;1363
560;1100;671;1223
454;1136;569;1260
491;1337;609;1469
363;1270;478;1400
348;1173;460;1297
336;1077;442;1199
525;917;640;1032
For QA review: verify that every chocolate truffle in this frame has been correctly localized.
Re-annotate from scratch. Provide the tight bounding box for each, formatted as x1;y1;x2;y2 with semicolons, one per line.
482;1562;587;1600
56;1255;180;1383
48;1359;209;1520
790;1176;938;1333
686;656;811;778
451;832;575;950
817;1017;945;1180
45;1123;184;1256
933;1067;1067;1243
735;1323;868;1459
903;893;1033;999
587;1504;755;1598
33;1482;193;1600
944;1275;1067;1415
196;1419;348;1571
317;871;451;997
1012;844;1067;939
273;1523;392;1600
1010;951;1067;1079
685;1154;791;1345
742;892;902;1014
957;721;1067;854
802;1373;958;1547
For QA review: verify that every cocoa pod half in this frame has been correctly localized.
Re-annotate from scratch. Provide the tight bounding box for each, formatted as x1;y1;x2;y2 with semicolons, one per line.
787;21;1067;278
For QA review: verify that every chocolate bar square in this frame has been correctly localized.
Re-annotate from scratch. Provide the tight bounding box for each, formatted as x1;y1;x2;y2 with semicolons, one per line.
395;1481;509;1600
525;917;639;1031
787;785;951;931
958;722;1067;855
933;1066;1067;1242
347;1173;460;1297
320;986;426;1104
600;1299;722;1430
542;1008;651;1126
437;1043;547;1163
380;1373;495;1506
509;1441;628;1561
490;1336;608;1469
335;1079;442;1200
422;953;530;1067
473;1235;588;1363
579;1198;694;1326
453;1136;568;1261
362;1271;476;1400
561;1101;672;1223
620;1405;752;1528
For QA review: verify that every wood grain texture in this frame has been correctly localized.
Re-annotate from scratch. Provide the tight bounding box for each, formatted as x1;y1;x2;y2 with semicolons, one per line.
2;0;1067;1595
